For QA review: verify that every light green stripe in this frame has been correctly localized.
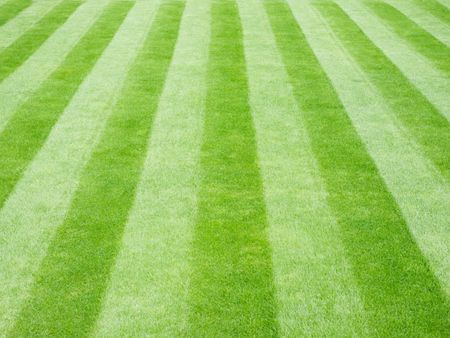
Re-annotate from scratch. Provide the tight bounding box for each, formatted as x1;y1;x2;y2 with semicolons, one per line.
0;0;110;134
385;0;450;47
336;0;450;121
0;1;133;210
0;0;81;83
315;2;450;183
9;2;181;335
290;0;450;296
237;0;369;335
368;1;450;76
0;0;63;50
413;0;450;24
0;0;31;27
0;1;157;333
94;0;209;335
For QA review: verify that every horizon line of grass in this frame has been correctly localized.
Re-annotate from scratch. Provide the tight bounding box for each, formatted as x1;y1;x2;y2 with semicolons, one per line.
0;0;133;210
315;1;450;182
0;0;81;83
188;1;279;336
272;0;450;335
9;1;185;336
0;0;31;27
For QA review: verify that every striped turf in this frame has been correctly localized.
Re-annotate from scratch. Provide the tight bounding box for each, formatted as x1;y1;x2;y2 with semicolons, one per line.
384;0;450;47
0;0;448;335
9;2;184;335
412;0;450;24
0;0;62;51
188;1;278;336
368;1;450;76
239;0;368;335
0;1;156;332
0;1;132;210
0;0;31;27
315;2;450;182
336;0;450;121
0;0;80;83
0;0;110;133
94;0;209;335
282;0;450;336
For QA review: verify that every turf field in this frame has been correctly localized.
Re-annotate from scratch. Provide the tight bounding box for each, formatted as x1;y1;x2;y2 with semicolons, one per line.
0;0;449;336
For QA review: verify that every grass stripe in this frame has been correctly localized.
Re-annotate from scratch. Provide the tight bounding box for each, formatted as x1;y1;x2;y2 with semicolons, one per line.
0;1;156;332
0;0;31;27
385;0;450;47
368;1;450;75
9;3;183;335
94;0;209;334
336;0;450;121
0;0;81;83
0;0;110;133
0;1;132;211
238;0;369;335
413;0;450;25
315;2;450;182
314;0;450;298
188;1;278;336
284;0;450;335
0;0;63;51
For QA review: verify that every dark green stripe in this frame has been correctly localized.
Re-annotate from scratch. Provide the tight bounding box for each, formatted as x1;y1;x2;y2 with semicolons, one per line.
368;1;450;76
0;0;80;83
188;1;278;336
0;1;132;210
265;1;450;336
412;0;450;25
0;0;31;26
9;2;185;337
315;2;450;181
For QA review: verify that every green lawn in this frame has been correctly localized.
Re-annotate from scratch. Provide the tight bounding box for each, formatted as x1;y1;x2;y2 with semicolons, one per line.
0;0;449;336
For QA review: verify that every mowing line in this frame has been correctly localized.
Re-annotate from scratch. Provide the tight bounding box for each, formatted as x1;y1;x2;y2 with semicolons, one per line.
0;1;132;210
335;0;450;121
315;2;450;182
0;1;157;333
0;0;63;51
412;0;450;24
0;0;81;83
310;0;450;298
238;0;369;335
0;0;31;27
0;0;110;134
385;0;450;47
188;1;278;336
94;0;209;335
367;1;450;76
286;0;450;335
9;3;184;336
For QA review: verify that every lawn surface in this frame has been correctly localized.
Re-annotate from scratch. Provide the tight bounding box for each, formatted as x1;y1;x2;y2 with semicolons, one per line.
0;0;449;336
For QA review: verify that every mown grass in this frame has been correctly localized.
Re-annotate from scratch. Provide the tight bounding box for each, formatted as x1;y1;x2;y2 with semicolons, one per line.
368;1;450;75
316;2;450;181
265;1;450;336
0;1;132;209
0;0;31;27
0;0;80;83
412;0;450;25
188;1;279;336
9;1;185;336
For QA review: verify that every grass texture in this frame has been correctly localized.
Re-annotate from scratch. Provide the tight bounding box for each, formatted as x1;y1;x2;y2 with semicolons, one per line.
0;0;448;336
